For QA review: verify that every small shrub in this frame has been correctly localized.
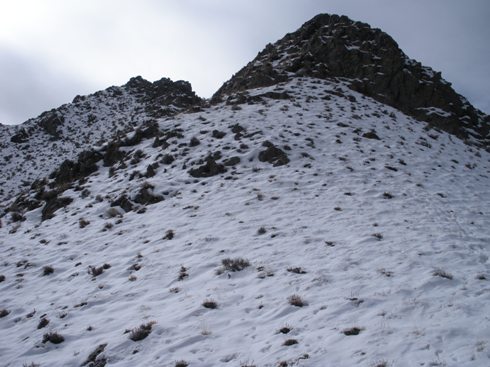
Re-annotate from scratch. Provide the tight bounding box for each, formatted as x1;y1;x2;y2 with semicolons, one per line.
283;339;298;346
189;137;200;147
82;343;107;366
0;274;5;282
202;299;218;309
164;229;175;240
0;308;10;318
79;218;90;228
433;269;453;280
288;295;307;307
37;317;49;329
382;192;394;199
175;361;189;367
129;321;155;341
287;267;307;274
221;258;250;272
42;266;54;276
42;331;64;344
378;268;393;277
129;263;141;271
372;361;389;367
343;327;362;336
257;227;267;235
88;264;111;278
103;222;114;230
372;233;383;240
278;326;291;334
178;266;188;281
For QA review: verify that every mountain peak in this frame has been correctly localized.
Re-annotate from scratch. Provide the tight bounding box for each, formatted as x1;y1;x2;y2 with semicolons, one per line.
214;13;489;149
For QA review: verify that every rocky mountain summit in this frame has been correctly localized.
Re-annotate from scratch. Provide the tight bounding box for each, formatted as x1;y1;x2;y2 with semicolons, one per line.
214;14;489;149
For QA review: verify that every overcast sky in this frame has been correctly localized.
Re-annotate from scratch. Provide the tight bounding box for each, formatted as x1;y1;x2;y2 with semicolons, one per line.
1;0;489;125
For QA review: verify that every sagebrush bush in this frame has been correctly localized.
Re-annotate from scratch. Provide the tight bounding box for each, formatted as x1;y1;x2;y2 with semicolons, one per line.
178;266;188;281
164;229;175;240
433;268;453;280
129;321;155;341
287;267;307;274
257;227;267;235
37;317;49;329
88;264;111;278
288;295;307;307
221;258;250;272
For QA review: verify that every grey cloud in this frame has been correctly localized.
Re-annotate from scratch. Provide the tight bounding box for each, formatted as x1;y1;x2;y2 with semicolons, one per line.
0;0;488;126
0;47;94;125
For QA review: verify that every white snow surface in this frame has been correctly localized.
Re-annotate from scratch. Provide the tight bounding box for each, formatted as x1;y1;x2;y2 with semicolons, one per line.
1;78;489;367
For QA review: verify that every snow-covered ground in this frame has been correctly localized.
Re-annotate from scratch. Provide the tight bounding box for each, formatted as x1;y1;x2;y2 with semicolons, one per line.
1;77;489;366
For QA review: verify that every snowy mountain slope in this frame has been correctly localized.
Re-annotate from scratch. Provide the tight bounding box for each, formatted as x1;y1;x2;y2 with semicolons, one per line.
1;77;489;367
0;76;201;205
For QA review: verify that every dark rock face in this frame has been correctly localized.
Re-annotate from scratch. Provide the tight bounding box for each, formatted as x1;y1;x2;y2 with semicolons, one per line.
37;112;64;139
258;141;290;166
213;13;489;149
41;194;73;221
50;150;102;186
121;121;161;147
111;195;134;212
103;142;124;167
10;129;29;144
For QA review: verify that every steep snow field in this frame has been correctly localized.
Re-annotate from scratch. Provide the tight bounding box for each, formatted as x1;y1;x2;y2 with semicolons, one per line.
1;78;489;367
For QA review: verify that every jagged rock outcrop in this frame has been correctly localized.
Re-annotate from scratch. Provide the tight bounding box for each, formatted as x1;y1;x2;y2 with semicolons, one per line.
124;76;202;118
213;14;489;149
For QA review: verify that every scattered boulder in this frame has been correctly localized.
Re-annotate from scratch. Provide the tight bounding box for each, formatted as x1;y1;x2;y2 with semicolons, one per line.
161;154;175;165
38;112;64;139
122;121;160;147
133;183;164;205
10;129;29;144
103;142;124;167
258;141;290;166
212;130;226;139
188;156;227;178
223;156;241;166
362;131;381;140
111;195;134;212
50;150;102;187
